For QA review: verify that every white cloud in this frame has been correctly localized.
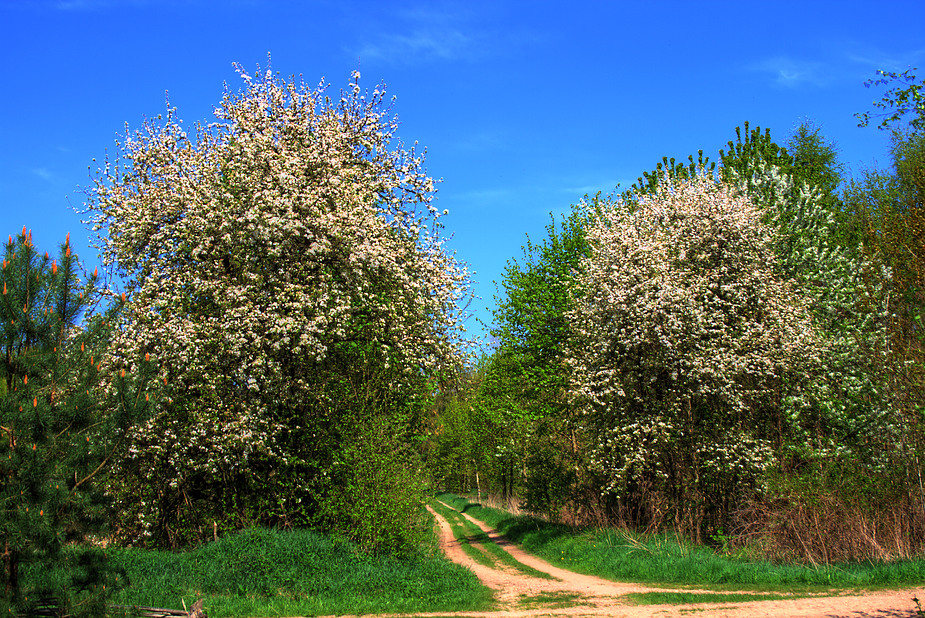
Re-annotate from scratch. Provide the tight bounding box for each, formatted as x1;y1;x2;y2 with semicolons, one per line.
32;168;54;181
845;47;925;75
358;28;474;63
348;3;509;65
749;56;830;88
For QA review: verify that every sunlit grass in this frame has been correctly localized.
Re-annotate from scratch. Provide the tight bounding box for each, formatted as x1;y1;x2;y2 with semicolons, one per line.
517;591;584;608
33;526;494;617
438;493;925;592
622;591;811;605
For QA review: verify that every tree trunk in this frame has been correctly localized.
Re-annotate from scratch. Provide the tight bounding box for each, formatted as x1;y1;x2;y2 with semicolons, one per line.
3;540;17;598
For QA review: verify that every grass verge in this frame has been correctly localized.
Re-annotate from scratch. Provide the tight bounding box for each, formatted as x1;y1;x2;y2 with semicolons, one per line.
622;591;811;605
437;493;925;592
28;526;493;617
517;591;585;608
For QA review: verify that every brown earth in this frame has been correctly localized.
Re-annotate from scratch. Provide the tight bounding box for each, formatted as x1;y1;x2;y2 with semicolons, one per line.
326;501;925;618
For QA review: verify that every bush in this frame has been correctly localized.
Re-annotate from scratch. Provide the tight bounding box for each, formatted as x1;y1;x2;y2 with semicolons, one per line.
566;173;827;540
317;418;430;555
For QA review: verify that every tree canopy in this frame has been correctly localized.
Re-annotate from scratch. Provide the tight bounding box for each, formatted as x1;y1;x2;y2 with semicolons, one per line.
85;64;471;551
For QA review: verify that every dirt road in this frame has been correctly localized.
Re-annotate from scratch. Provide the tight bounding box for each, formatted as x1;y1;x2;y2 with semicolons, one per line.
407;502;925;618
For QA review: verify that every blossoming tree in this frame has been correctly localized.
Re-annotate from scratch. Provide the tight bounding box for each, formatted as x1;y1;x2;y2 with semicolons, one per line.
84;64;471;550
565;173;828;539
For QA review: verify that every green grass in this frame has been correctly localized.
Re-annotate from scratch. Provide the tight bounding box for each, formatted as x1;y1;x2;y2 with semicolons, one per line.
41;526;493;617
517;591;585;608
429;499;498;569
429;499;556;580
437;493;925;592
621;591;810;605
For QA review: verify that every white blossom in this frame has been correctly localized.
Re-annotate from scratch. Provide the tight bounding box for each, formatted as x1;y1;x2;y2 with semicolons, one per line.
84;63;473;539
566;172;828;509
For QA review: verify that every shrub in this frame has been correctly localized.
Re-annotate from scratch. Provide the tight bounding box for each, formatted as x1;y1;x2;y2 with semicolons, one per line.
566;173;827;540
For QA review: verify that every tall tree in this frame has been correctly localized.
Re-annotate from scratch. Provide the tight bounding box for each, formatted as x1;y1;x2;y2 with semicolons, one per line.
487;205;594;512
845;69;925;512
492;207;590;414
785;120;843;198
85;63;471;552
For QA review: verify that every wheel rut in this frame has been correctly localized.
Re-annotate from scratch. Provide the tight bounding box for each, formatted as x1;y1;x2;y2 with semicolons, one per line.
410;500;925;617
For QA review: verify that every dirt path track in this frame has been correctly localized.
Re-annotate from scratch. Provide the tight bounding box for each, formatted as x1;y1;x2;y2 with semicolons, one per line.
323;502;925;617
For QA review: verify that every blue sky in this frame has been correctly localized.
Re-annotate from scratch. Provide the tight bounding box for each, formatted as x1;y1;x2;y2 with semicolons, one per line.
1;0;923;341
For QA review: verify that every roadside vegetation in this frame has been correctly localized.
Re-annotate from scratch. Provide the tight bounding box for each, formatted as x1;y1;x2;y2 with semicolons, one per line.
428;67;925;567
437;494;925;591
19;526;493;617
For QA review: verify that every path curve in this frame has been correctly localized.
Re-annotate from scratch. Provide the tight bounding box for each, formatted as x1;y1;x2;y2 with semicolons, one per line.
420;502;925;617
319;503;925;617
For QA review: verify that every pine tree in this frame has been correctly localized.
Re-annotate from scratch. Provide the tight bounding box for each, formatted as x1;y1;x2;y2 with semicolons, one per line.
0;229;155;616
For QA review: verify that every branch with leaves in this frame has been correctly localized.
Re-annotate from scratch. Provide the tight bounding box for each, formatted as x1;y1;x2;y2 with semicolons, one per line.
856;67;924;132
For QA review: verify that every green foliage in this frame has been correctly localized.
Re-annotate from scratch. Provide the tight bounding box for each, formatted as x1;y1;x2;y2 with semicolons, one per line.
719;121;793;193
0;230;156;615
485;206;595;510
425;365;498;496
785;121;843;198
428;204;593;514
317;417;431;555
842;126;925;503
744;164;885;459
491;207;591;410
519;416;580;518
719;120;847;226
856;67;925;132
427;353;543;506
622;151;715;202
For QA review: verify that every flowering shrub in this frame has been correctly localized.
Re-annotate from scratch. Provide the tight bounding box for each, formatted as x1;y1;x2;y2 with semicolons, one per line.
740;164;896;465
84;63;471;549
566;173;828;538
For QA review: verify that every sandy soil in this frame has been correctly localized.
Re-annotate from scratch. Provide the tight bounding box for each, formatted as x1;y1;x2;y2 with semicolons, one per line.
344;502;925;618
